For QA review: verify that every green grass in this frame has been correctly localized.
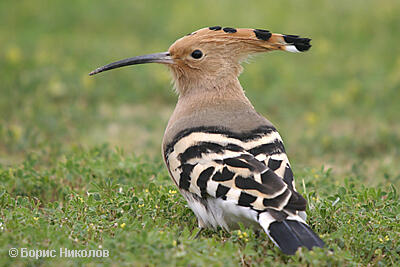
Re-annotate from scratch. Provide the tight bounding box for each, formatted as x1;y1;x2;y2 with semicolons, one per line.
1;0;400;266
1;146;399;266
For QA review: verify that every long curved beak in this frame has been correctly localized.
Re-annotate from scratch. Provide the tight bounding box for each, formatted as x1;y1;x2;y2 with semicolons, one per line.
89;52;172;76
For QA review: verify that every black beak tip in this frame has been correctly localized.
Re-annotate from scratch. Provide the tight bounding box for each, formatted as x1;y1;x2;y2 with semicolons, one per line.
89;68;101;76
88;52;171;76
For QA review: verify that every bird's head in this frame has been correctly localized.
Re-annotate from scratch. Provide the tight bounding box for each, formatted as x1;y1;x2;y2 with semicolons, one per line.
90;26;311;95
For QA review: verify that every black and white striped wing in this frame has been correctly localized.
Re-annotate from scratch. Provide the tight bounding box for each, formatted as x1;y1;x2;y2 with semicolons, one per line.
164;126;306;213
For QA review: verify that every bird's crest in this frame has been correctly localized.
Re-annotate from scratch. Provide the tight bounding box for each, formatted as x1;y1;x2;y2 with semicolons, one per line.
172;26;311;54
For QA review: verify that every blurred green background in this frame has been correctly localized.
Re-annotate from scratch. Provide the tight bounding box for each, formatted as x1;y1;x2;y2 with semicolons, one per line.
1;0;399;186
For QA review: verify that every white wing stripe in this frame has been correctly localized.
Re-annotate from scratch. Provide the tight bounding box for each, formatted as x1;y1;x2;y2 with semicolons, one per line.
172;131;283;155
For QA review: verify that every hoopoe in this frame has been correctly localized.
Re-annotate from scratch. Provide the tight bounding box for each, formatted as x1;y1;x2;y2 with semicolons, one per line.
90;26;324;255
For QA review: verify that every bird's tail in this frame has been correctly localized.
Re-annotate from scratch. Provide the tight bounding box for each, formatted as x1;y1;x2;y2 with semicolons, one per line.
258;212;325;255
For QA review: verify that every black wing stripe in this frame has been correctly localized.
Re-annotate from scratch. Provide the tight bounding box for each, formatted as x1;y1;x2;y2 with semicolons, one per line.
225;143;243;152
283;165;294;189
197;166;215;197
181;163;195;174
285;190;307;211
268;158;283;171
224;157;255;171
248;139;286;156
235;175;282;196
212;167;234;181
261;169;287;192
179;172;191;190
179;142;247;163
238;192;257;207
179;142;224;162
216;184;230;199
263;189;291;209
237;154;267;173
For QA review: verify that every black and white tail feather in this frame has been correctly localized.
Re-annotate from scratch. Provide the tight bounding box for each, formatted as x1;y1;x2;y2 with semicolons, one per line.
259;213;325;255
165;125;324;255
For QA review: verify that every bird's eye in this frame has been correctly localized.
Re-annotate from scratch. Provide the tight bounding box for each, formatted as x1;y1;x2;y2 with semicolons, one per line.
191;49;203;59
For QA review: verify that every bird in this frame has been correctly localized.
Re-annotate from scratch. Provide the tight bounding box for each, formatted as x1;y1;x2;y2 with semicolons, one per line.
89;26;325;255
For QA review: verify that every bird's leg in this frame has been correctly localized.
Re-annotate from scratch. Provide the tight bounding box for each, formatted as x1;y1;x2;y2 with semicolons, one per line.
193;218;206;239
255;229;261;239
193;228;204;239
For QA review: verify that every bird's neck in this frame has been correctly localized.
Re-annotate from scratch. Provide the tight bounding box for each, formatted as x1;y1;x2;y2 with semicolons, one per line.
174;77;254;118
163;77;274;150
178;77;251;105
